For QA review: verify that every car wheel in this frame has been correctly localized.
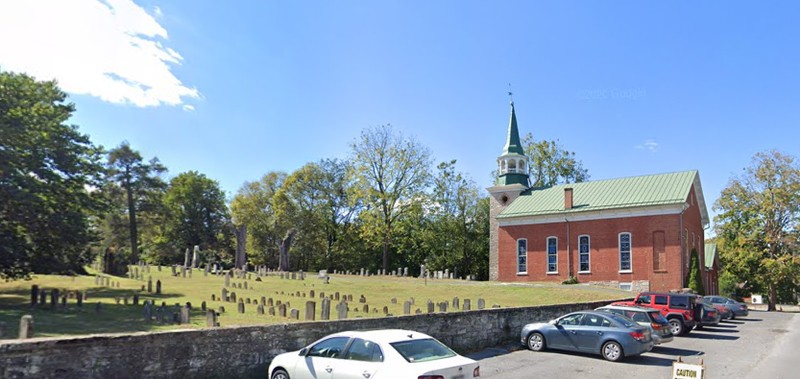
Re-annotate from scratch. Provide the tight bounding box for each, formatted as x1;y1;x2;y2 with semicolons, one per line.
668;318;685;335
271;368;290;379
602;341;623;362
526;332;546;351
730;314;735;320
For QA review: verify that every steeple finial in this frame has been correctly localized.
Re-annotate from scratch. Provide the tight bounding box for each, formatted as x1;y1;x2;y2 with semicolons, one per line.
508;83;514;104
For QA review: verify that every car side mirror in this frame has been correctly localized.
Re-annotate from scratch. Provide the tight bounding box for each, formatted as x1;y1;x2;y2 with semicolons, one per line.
299;348;308;356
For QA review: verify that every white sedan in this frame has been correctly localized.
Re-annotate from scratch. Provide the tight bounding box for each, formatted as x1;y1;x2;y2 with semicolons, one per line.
267;329;480;379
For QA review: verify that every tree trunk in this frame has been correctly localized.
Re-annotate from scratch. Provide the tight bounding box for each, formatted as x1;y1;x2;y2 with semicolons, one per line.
382;238;389;272
278;229;297;272
233;224;247;270
768;284;778;311
125;175;139;265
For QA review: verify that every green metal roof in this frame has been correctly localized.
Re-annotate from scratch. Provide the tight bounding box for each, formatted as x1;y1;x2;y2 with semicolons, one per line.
498;170;703;219
704;243;717;269
501;102;525;156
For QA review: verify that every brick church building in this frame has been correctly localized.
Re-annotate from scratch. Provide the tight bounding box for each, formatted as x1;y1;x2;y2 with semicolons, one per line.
487;101;716;293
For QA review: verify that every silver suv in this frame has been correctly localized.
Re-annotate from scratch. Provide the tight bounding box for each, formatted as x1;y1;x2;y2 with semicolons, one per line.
596;305;674;345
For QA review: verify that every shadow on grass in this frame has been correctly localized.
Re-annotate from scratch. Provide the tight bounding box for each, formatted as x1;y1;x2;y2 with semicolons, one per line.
0;287;195;339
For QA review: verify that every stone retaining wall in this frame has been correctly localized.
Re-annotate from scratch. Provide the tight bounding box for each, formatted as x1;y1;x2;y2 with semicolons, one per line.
0;298;629;379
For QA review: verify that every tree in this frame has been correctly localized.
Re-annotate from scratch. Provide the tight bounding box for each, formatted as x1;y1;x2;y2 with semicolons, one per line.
715;150;800;310
0;70;106;279
231;172;287;268
163;171;230;261
350;124;432;271
105;142;167;265
687;248;705;295
522;133;589;187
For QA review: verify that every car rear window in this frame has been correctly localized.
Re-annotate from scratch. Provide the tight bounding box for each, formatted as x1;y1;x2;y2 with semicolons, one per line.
648;312;668;324
603;312;637;328
390;338;456;363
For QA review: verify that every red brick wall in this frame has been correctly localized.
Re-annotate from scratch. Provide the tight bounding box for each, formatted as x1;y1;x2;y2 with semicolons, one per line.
497;184;708;292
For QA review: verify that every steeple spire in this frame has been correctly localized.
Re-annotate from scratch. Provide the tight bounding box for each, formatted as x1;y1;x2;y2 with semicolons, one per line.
502;101;525;156
495;97;529;187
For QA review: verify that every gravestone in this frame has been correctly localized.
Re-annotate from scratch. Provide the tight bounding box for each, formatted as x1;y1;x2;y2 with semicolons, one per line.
147;278;152;293
260;296;266;306
268;307;275;316
478;298;485;309
76;291;83;308
290;309;300;320
184;248;190;267
362;304;369;313
143;301;153;321
230;292;237;303
156;280;162;295
404;301;411;315
171;266;177;276
192;245;200;268
246;298;251;304
133;294;139;306
181;266;186;278
453;297;459;309
18;315;34;339
243;281;248;290
60;296;67;308
391;298;397;304
221;288;228;302
359;295;366;303
383;306;389;315
211;294;216;301
50;289;59;309
427;300;434;313
237;300;245;314
305;301;315;321
267;298;273;307
321;298;331;320
463;299;471;311
438;302;447;312
334;292;340;301
200;301;206;311
278;303;287;317
257;304;264;315
180;306;190;324
336;300;349;320
218;306;225;314
206;310;218;327
30;285;39;306
309;290;315;298
225;272;231;287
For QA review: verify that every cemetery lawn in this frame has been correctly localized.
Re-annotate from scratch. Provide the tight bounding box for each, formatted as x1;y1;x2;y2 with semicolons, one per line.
0;268;631;339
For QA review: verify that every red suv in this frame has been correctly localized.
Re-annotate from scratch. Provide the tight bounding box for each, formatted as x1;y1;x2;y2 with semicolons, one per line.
612;292;701;335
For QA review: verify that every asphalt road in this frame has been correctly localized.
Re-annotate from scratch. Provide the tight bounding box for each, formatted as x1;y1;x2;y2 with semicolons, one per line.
470;311;799;379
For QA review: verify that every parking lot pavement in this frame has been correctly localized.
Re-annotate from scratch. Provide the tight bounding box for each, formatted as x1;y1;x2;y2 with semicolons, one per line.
472;311;798;379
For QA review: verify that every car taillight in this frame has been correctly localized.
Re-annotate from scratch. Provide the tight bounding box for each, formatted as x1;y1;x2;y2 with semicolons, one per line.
629;331;646;341
474;367;481;377
418;376;444;379
651;322;661;330
709;311;716;317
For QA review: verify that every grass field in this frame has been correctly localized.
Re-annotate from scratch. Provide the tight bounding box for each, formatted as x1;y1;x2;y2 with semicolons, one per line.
0;266;630;339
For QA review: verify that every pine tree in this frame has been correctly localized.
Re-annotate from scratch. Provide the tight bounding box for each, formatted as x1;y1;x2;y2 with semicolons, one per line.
688;248;706;295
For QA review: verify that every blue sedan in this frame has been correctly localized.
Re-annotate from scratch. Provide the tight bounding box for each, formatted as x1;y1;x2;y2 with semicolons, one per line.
520;311;655;361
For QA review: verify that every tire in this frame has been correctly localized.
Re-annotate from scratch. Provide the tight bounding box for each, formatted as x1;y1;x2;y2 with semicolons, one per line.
668;318;685;335
271;368;290;379
527;332;546;351
601;341;623;362
730;314;735;320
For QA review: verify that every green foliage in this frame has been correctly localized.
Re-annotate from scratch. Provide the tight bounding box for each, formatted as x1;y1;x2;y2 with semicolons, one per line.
350;124;432;271
103;141;167;268
714;150;800;309
687;248;705;295
718;270;742;300
0;70;106;279
163;171;230;261
562;275;579;285
522;133;589;187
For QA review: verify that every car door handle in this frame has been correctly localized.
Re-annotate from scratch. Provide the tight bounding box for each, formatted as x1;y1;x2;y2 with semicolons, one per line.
362;371;372;378
325;367;333;373
596;331;603;335
570;331;577;335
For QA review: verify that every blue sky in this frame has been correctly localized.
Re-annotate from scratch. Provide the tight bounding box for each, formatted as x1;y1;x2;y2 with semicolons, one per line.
2;1;798;234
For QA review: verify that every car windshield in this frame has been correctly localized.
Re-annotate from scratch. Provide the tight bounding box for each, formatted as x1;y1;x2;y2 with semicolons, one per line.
390;338;457;363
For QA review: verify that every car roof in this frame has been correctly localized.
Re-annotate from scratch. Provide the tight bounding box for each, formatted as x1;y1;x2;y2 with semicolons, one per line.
597;305;659;313
328;329;435;344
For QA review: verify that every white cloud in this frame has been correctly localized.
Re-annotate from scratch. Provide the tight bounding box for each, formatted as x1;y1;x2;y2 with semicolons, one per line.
635;139;659;152
182;104;195;112
0;0;199;108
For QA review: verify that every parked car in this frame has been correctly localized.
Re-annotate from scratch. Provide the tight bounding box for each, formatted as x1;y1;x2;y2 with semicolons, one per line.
704;295;749;319
267;329;480;379
595;305;674;345
695;298;722;329
520;311;655;362
613;292;702;336
698;296;732;320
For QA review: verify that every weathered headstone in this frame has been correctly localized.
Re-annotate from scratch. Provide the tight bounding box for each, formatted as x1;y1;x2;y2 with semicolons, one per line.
383;306;389;315
478;298;485;309
206;309;218;327
225;272;231;287
427;300;434;313
257;304;264;315
290;309;300;320
463;299;471;311
452;297;459;309
18;315;34;339
362;304;369;313
221;288;228;302
267;298;274;307
268;307;275;316
50;289;59;309
237;300;245;314
230;292;237;303
359;295;366;303
30;285;39;306
192;245;200;268
147;277;153;293
321;298;331;320
438;302;447;312
133;294;139;306
156;280;162;295
143;301;153;321
76;291;83;308
171;265;177;276
184;248;190;267
305;301;316;321
278;303;287;318
336;300;349;320
404;301;411;315
181;266;186;278
180;306;190;324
